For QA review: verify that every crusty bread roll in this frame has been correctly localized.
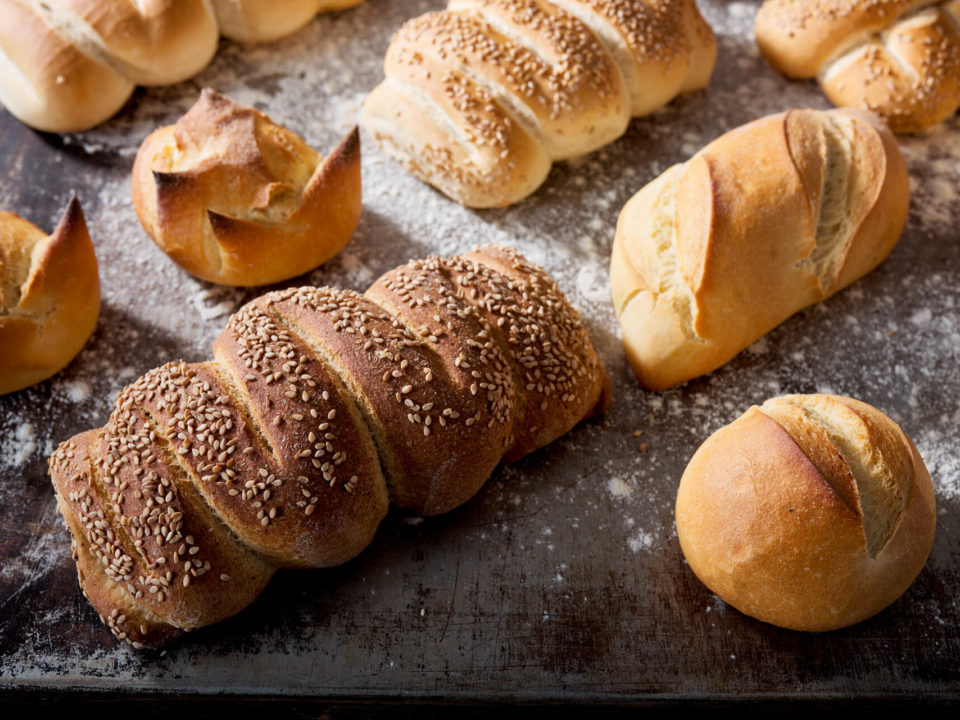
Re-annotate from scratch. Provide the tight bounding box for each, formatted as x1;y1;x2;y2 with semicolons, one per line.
755;0;960;133
676;394;937;632
363;0;716;208
131;89;361;287
48;245;611;647
0;0;365;133
610;108;909;391
0;197;100;395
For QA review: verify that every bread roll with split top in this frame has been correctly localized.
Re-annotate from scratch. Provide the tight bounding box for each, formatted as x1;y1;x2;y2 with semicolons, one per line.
610;107;909;391
755;0;960;133
0;0;366;132
676;394;937;631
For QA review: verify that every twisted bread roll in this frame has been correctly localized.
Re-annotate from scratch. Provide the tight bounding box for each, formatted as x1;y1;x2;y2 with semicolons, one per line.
363;0;716;208
755;0;960;133
610;108;909;391
0;0;365;132
0;197;99;395
132;90;361;286
676;394;936;631
48;245;611;647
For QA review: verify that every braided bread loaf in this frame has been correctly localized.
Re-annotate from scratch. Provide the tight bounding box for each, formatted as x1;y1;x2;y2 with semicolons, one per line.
363;0;716;208
0;0;365;133
755;0;960;133
48;245;611;647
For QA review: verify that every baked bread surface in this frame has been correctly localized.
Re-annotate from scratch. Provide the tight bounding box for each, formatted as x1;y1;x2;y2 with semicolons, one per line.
132;89;361;287
0;197;100;395
755;0;960;132
675;394;937;632
610;107;909;390
363;0;717;208
0;0;366;132
48;245;611;647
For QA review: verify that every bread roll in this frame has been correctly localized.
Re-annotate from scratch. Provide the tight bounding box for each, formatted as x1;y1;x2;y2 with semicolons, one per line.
0;0;365;132
131;89;361;287
0;197;100;395
48;245;611;647
363;0;716;208
755;0;960;133
610;108;909;391
676;394;937;631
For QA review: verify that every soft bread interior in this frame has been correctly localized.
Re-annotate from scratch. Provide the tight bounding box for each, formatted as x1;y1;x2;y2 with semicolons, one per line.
760;395;912;557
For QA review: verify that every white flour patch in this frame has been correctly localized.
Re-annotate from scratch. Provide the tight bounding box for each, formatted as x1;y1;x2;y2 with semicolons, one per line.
607;477;634;499
627;531;655;553
1;422;38;468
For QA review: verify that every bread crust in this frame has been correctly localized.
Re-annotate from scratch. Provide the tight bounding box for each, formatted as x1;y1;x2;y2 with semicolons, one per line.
48;245;609;647
0;197;100;395
132;89;362;286
611;107;909;390
756;0;960;132
363;0;716;208
0;0;366;132
675;394;937;632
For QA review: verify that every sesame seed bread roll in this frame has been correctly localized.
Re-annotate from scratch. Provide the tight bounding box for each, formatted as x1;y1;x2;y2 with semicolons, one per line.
49;245;610;647
0;0;366;132
363;0;716;208
132;90;362;287
675;394;937;632
755;0;960;132
610;107;909;391
0;197;100;395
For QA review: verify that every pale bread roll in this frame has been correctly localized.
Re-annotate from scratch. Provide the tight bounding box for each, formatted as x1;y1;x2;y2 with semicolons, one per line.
363;0;716;208
755;0;960;132
0;197;100;395
131;89;361;287
0;0;365;132
610;108;909;391
676;394;937;632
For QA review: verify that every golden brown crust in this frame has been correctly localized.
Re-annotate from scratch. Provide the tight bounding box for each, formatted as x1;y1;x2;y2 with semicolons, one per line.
48;245;609;646
0;0;366;132
611;108;909;391
363;0;716;208
132;89;361;286
756;0;960;132
0;197;100;395
676;395;936;632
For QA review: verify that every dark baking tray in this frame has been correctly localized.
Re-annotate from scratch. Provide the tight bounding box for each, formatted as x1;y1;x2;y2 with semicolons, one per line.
1;0;957;708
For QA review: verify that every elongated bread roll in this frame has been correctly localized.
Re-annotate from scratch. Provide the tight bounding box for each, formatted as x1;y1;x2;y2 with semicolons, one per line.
0;197;100;395
0;0;365;133
48;245;611;647
676;394;936;631
132;89;361;287
363;0;716;208
755;0;960;133
610;108;909;391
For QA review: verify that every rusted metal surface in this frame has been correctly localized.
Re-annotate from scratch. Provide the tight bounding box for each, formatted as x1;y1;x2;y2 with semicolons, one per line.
0;0;957;704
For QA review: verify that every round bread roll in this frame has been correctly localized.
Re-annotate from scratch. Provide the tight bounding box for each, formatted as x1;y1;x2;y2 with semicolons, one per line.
675;394;936;632
132;89;361;287
0;197;100;395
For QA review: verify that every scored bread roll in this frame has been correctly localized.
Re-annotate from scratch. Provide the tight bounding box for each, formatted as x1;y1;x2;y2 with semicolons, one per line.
363;0;716;208
755;0;960;133
676;394;937;632
610;107;910;391
48;245;611;647
0;197;100;395
0;0;366;133
132;89;361;287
